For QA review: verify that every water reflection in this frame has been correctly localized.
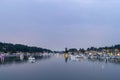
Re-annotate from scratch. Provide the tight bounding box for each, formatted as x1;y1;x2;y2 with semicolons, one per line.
62;53;120;65
0;53;5;64
64;53;69;63
20;53;24;61
1;54;120;80
88;57;120;65
1;53;120;67
0;55;51;66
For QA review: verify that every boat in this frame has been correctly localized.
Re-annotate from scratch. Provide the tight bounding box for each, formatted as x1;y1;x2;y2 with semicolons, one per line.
28;56;35;63
75;54;86;59
75;55;81;58
69;55;79;61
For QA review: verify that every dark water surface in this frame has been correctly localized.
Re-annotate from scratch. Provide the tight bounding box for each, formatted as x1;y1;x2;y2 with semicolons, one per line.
0;55;120;80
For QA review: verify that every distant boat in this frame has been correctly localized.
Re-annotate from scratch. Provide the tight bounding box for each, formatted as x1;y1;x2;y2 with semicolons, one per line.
69;55;79;61
28;56;35;63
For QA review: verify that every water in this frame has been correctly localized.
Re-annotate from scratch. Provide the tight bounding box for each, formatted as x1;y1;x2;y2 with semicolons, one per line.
0;55;120;80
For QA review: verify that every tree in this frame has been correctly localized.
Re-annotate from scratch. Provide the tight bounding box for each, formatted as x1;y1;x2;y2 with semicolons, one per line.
69;48;78;52
0;42;52;53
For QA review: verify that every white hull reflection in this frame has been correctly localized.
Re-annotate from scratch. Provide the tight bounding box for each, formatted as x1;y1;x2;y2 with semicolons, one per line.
69;54;86;61
28;56;36;63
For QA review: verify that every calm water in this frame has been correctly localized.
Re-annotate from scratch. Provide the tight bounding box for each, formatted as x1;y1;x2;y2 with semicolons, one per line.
0;54;120;80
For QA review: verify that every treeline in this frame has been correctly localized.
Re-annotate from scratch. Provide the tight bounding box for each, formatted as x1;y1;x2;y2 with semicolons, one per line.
87;45;120;52
0;42;52;53
68;44;120;53
68;48;85;53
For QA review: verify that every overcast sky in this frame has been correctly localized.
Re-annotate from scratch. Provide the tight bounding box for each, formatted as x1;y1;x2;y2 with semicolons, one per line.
0;0;120;50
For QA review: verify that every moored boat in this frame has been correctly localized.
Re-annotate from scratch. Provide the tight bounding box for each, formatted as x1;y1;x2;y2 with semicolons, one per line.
28;56;35;63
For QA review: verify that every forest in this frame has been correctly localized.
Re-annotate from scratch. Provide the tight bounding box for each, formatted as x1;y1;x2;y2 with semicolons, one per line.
0;42;52;53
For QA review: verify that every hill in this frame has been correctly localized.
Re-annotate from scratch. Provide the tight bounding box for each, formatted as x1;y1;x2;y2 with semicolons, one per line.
0;42;52;53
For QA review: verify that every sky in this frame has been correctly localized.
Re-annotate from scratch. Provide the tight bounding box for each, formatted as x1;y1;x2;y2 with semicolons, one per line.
0;0;120;51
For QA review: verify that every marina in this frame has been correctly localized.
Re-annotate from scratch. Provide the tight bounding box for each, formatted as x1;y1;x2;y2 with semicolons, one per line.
0;54;120;80
1;0;120;80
